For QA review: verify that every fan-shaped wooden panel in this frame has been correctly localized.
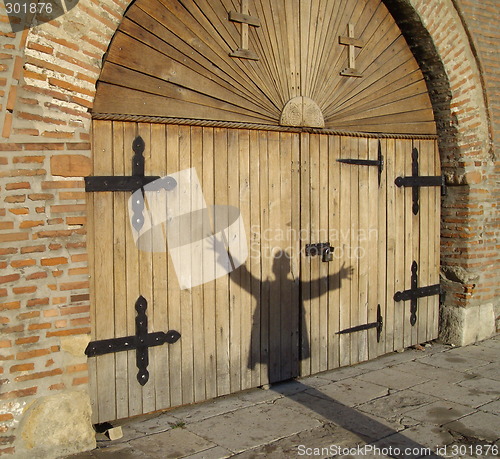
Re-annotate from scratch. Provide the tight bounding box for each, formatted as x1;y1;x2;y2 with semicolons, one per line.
93;0;436;135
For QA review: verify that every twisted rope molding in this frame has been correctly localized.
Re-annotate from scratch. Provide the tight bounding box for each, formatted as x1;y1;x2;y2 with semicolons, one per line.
91;113;438;140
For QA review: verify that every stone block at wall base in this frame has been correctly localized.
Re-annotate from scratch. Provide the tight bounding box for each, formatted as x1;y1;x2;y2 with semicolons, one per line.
439;303;496;346
16;390;96;459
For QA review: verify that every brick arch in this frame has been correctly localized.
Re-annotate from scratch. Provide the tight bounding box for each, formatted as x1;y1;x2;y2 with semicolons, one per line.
385;0;491;159
382;1;497;342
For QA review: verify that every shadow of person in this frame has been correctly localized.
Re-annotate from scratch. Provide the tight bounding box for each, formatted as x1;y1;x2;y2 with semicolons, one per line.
211;240;443;459
211;238;353;385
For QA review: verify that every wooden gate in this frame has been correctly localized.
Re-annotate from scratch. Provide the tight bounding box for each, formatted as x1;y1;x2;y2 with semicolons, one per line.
299;133;440;378
86;0;442;423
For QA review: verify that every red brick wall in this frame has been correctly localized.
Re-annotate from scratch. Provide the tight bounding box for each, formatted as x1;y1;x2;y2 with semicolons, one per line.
454;0;499;153
0;0;127;454
0;0;498;455
452;0;499;313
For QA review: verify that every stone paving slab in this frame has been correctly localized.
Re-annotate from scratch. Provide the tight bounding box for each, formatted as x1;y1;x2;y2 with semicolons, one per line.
453;343;500;361
357;389;439;422
391;360;471;383
479;399;500;415
167;394;255;423
127;428;217;458
185;402;321;454
369;424;456;458
121;412;180;437
275;391;406;443
227;377;332;407
303;378;389;407
231;424;363;459
470;362;500;382
314;364;369;381
70;443;148;458
356;366;430;390
443;411;500;443
457;376;500;399
401;400;475;426
183;446;232;459
417;351;491;373
479;337;500;348
350;345;447;371
411;379;499;408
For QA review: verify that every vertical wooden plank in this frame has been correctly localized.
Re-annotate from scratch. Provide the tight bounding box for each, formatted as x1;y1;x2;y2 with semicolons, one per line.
214;127;230;395
299;0;310;96
357;137;369;363
432;140;441;338
87;121;98;423
258;131;270;385
328;135;341;369
403;139;416;349
279;132;293;381
385;138;396;354
338;136;351;366
290;132;301;377
123;122;142;417
376;138;387;358
300;132;311;376
178;124;194;404
418;140;431;344
137;122;156;414
284;0;300;98
308;133;320;376
190;125;206;403
112;121;130;419
393;138;405;352
349;136;360;366
228;128;241;392
318;134;329;372
93;120;116;422
150;123;170;410
238;129;252;390
367;138;379;361
409;140;420;346
166;124;182;407
426;139;436;342
202;127;217;399
249;129;262;388
268;130;281;383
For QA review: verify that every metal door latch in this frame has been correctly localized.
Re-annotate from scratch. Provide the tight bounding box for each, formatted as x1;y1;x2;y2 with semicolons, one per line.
336;305;383;342
305;243;334;262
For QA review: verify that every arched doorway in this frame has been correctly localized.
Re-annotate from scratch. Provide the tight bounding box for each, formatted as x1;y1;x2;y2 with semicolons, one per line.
86;0;441;423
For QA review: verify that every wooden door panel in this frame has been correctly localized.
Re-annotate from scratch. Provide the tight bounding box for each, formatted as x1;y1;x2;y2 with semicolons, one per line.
88;121;440;423
88;121;302;423
300;134;440;376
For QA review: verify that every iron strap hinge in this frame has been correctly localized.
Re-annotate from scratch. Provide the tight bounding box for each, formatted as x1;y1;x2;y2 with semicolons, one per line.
337;140;384;185
85;296;181;386
84;136;177;232
84;136;161;193
395;147;446;215
84;175;160;192
336;305;383;342
394;261;443;326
